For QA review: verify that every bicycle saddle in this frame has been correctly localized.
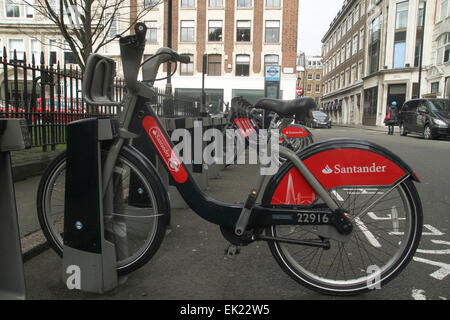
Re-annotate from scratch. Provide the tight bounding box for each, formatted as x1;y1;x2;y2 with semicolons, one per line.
254;97;316;117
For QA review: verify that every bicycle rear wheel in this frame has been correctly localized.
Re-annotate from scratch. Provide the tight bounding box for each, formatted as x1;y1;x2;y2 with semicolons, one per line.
37;147;169;275
267;178;422;295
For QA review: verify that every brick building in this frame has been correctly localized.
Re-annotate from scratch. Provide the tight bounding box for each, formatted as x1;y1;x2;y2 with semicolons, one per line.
143;0;300;111
296;54;323;106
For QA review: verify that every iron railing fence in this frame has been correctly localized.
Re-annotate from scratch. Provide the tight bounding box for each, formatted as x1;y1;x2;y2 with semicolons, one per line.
0;49;200;151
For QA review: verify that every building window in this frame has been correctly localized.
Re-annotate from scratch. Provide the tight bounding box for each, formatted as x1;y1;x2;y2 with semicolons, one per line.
30;39;39;59
109;16;118;38
8;39;25;61
346;40;351;60
264;54;279;66
436;33;450;64
353;34;358;55
236;54;250;76
144;0;159;9
236;20;251;42
180;54;194;75
48;0;57;12
266;0;280;8
316;74;321;80
445;77;450;99
358;61;363;80
393;1;408;68
181;0;195;8
5;0;19;17
49;39;57;65
208;20;223;41
364;86;378;118
355;4;360;23
180;20;195;42
64;43;76;65
351;65;357;84
26;0;35;18
414;2;425;67
265;20;280;43
307;84;312;93
369;14;382;74
431;82;440;94
439;0;450;21
237;0;251;7
315;84;320;93
307;73;313;80
145;21;158;43
207;54;221;76
347;13;352;31
209;0;223;7
360;28;364;51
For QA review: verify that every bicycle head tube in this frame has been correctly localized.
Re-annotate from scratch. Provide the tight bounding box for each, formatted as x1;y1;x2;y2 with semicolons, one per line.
119;23;147;93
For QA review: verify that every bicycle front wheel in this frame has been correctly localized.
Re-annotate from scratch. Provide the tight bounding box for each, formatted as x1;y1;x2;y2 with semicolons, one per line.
37;147;169;275
267;178;423;295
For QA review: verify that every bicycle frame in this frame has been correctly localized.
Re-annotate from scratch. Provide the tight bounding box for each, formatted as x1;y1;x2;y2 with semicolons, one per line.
101;92;341;232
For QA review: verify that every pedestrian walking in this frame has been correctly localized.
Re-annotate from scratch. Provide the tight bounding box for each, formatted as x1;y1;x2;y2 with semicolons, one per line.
384;101;399;135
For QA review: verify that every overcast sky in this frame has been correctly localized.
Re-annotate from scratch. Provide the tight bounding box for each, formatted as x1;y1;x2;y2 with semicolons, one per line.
297;0;345;56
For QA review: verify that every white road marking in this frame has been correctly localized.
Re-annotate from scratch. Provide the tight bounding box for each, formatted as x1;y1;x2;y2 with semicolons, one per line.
331;190;344;202
413;257;450;280
343;188;384;195
389;225;445;237
354;217;382;248
416;240;450;255
422;225;445;236
333;190;382;247
412;289;427;300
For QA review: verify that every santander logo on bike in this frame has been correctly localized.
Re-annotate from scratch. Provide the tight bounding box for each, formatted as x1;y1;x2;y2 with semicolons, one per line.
321;163;388;175
143;116;188;183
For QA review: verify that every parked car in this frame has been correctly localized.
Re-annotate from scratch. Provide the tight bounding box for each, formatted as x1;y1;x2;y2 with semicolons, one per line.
399;98;450;140
306;110;332;128
35;97;86;124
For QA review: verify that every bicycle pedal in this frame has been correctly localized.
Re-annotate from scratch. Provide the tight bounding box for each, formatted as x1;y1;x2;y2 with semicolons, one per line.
225;244;241;257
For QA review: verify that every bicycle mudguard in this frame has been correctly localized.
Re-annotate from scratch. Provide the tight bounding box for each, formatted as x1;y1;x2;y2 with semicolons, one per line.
262;138;420;206
281;124;311;139
234;118;248;138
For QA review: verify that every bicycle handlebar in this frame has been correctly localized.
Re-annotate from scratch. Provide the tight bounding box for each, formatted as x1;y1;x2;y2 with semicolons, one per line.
119;22;190;91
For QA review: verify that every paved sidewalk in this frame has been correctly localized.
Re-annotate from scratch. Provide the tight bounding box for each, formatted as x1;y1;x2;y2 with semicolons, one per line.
333;123;387;133
11;148;62;182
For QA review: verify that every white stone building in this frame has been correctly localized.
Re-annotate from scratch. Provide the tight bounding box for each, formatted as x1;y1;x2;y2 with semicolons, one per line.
425;0;450;99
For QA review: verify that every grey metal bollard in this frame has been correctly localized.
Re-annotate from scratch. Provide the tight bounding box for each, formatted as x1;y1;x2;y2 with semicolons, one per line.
0;119;30;300
62;118;118;294
185;118;208;191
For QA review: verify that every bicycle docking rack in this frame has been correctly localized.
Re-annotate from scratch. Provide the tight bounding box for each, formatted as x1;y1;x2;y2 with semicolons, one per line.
0;118;31;300
62;118;118;294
